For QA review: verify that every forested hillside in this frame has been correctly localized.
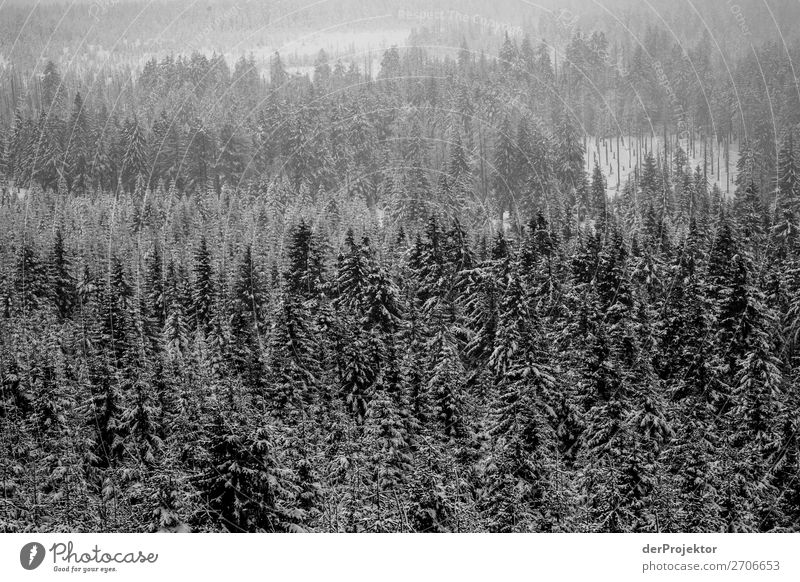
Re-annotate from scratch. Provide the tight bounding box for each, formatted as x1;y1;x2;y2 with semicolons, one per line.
1;4;800;532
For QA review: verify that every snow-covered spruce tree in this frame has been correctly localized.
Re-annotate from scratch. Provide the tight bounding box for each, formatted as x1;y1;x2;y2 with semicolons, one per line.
426;308;466;442
195;413;300;532
48;229;76;320
707;244;784;531
192;236;215;335
460;260;499;379
364;339;413;528
493;116;518;220
777;130;800;215
333;229;372;312
639;151;662;213
409;215;455;310
141;244;165;355
484;264;562;532
265;293;320;419
554;109;585;197
334;231;378;424
362;256;412;515
575;229;671;532
591;162;608;229
163;260;190;358
120;116;148;193
14;240;48;315
121;372;162;469
229;244;266;396
284;219;327;300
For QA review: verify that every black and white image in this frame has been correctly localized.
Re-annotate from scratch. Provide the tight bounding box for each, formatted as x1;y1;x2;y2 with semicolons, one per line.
0;0;799;534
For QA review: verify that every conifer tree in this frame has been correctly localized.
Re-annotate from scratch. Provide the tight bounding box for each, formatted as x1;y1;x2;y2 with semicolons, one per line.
285;220;326;300
486;267;558;531
591;162;607;227
193;237;215;334
48;229;76;319
14;241;48;315
197;414;297;532
229;245;265;390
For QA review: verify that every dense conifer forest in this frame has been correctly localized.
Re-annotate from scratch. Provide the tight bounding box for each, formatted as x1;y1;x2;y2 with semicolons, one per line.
1;0;799;532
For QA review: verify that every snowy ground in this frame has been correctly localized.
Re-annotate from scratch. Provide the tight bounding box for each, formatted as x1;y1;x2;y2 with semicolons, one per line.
585;135;741;196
